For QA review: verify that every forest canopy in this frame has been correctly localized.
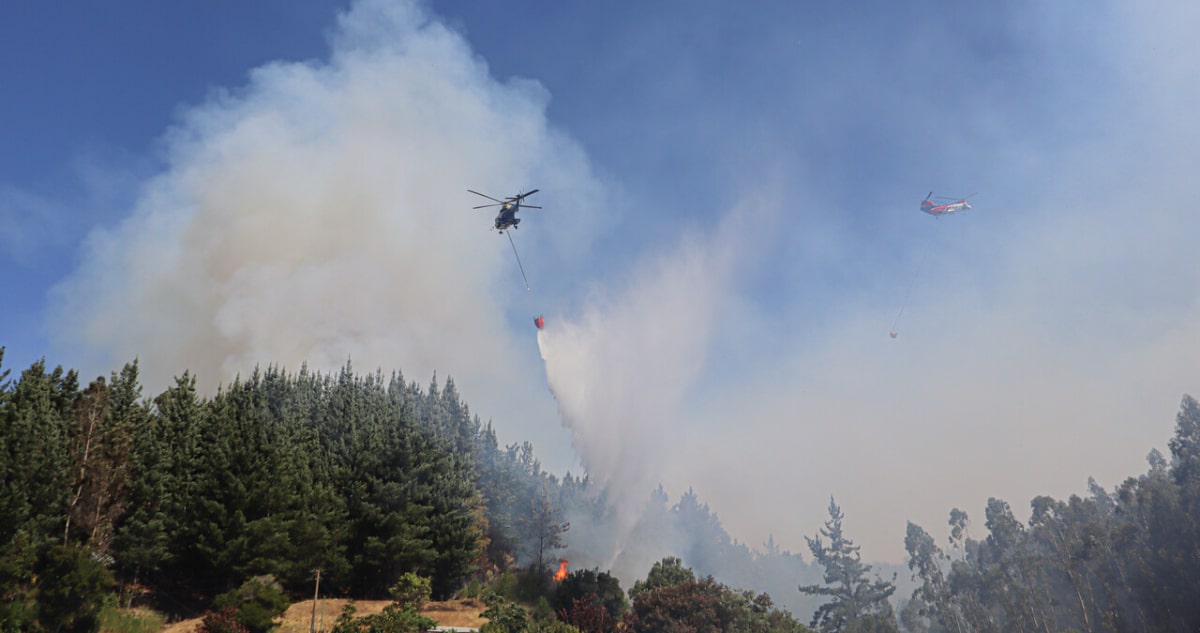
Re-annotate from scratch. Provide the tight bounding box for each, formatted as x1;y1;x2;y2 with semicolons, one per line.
3;346;1200;633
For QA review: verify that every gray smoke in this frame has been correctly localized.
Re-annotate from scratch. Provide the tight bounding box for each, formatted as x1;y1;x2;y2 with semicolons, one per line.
50;0;600;451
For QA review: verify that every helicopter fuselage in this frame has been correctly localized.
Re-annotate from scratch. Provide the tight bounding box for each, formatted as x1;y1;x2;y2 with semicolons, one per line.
494;202;521;231
920;192;972;217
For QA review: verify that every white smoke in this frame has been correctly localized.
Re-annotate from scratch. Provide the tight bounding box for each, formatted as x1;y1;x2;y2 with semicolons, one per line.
535;197;769;574
45;0;1200;573
49;0;601;455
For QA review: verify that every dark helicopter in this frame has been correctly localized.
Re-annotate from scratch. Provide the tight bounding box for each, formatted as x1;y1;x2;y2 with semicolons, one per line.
467;189;541;233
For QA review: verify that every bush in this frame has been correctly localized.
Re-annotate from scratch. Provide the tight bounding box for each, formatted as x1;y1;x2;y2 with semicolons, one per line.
387;573;432;610
530;597;555;623
195;606;250;633
553;570;625;622
212;576;288;633
480;594;528;633
515;568;550;604
458;578;487;600
329;601;435;633
491;572;519;603
0;531;38;633
35;544;117;633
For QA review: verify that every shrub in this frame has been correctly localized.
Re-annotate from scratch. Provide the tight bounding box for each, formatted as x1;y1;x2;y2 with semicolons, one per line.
480;594;528;633
387;573;431;610
330;601;435;633
212;575;288;633
194;606;250;633
35;544;117;633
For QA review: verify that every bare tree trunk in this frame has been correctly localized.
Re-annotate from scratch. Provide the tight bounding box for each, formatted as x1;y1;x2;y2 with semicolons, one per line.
65;406;101;544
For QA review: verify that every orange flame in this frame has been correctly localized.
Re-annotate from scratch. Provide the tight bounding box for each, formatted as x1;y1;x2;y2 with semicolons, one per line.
553;559;568;582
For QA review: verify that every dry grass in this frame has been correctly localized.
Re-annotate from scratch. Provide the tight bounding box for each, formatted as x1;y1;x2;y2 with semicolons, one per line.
159;599;487;633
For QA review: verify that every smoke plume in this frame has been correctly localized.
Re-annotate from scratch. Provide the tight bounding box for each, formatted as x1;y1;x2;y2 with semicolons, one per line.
536;200;762;574
50;0;598;449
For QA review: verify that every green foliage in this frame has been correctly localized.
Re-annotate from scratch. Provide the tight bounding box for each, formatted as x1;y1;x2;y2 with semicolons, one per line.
480;593;529;633
64;363;144;557
508;567;552;604
16;350;1200;633
329;601;436;633
629;574;808;633
0;604;36;633
459;577;488;599
903;522;960;633
490;572;520;603
212;575;289;633
800;499;896;633
842;613;899;633
331;603;361;633
627;556;694;601
328;369;482;598
553;569;626;622
35;544;117;633
530;597;555;624
387;573;432;610
113;372;200;590
180;373;349;594
1;357;513;609
0;360;77;547
630;579;721;633
896;395;1200;633
521;488;569;574
474;435;565;577
0;530;38;632
669;489;731;575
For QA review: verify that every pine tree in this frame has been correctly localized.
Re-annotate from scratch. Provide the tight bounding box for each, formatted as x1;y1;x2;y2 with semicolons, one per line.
114;371;203;599
522;487;569;575
800;498;897;633
0;360;78;545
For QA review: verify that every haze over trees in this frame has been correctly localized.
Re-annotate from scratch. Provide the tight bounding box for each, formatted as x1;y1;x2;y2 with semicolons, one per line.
3;346;1200;633
903;397;1200;633
0;349;820;629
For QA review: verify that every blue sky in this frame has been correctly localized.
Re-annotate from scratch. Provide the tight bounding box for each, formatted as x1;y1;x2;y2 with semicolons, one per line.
4;0;1200;567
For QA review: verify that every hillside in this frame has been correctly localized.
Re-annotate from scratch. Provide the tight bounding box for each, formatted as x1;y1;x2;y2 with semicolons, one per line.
159;599;488;633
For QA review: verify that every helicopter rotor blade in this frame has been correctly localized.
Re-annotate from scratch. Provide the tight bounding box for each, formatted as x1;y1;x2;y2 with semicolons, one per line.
513;188;540;200
467;189;504;204
521;205;542;209
473;203;502;209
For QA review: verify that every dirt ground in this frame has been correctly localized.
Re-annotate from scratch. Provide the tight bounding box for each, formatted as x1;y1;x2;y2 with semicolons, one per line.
159;598;487;633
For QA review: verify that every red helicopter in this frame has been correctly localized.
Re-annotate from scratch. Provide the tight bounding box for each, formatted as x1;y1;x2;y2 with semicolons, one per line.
921;192;975;217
